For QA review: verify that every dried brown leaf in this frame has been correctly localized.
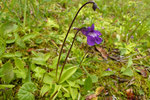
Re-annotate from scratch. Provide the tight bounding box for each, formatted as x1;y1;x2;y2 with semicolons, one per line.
96;46;108;60
136;66;148;78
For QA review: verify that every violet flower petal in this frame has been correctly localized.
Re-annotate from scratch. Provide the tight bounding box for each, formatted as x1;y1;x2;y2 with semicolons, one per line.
95;37;102;44
106;68;112;71
80;27;89;35
81;29;87;35
91;24;95;31
87;36;95;46
79;24;103;46
94;30;102;36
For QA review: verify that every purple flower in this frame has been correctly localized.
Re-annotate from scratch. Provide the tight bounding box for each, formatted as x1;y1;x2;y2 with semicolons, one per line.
80;24;102;46
105;68;112;71
131;36;134;39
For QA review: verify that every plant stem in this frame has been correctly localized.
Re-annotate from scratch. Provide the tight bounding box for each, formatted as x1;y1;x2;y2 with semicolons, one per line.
56;1;95;81
58;30;80;82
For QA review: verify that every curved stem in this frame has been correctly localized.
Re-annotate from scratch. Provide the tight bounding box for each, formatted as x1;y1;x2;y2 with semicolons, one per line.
56;1;95;81
58;30;80;82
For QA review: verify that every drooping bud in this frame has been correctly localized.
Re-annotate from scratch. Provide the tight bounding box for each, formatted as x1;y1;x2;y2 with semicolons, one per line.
92;3;98;11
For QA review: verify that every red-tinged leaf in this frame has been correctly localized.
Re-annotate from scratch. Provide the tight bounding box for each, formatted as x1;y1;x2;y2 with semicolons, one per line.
86;94;97;100
27;48;34;52
136;66;148;78
96;46;108;60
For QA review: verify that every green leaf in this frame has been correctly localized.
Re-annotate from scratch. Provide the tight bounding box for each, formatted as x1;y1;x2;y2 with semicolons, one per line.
2;52;22;58
66;80;79;88
44;53;51;61
15;58;25;69
0;23;18;39
101;71;114;77
76;79;84;85
14;58;27;79
121;67;133;77
127;57;133;67
1;61;14;83
32;58;47;66
18;82;37;100
35;38;43;44
14;33;26;48
64;93;70;97
121;67;126;72
46;18;59;29
14;70;27;79
0;37;6;57
67;80;75;86
59;66;78;83
70;87;78;100
32;53;50;66
50;84;61;100
31;51;38;56
43;74;53;84
48;56;58;68
22;33;40;41
57;90;63;97
48;69;59;80
90;74;98;83
120;48;127;56
6;38;16;44
40;84;50;96
70;68;83;80
2;53;15;58
0;84;15;89
84;76;92;92
138;89;145;95
34;67;46;78
30;63;36;71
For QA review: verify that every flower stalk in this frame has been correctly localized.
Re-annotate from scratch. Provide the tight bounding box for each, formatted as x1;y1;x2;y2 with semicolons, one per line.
56;1;97;81
58;29;80;82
